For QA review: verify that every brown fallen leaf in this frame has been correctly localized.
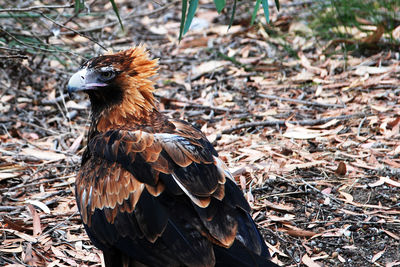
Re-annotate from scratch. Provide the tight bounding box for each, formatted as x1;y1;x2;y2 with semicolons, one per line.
339;191;354;202
338;254;346;263
20;148;66;162
298;50;327;77
302;253;321;267
0;244;23;253
260;199;295;212
382;229;400;240
335;161;347;176
283;224;318;237
371;248;385;263
27;204;42;237
386;261;400;267
2;229;36;243
369;176;400;188
283;160;326;172
361;24;385;44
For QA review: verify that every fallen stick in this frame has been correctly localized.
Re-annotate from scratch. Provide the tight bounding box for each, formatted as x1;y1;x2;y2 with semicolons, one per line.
258;94;345;108
220;113;369;135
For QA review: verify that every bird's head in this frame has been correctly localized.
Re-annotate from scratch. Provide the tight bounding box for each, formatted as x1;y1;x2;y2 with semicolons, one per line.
67;46;158;130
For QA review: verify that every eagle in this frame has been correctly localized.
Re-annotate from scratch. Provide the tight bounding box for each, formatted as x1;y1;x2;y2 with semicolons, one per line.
67;46;278;267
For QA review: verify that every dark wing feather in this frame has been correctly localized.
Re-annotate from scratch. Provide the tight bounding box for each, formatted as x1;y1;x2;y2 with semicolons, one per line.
76;119;275;266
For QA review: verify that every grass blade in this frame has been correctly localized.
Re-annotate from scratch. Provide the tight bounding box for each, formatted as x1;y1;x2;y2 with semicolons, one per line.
109;0;124;30
251;0;261;25
228;0;237;29
179;0;188;40
261;0;269;23
183;0;199;34
213;0;226;13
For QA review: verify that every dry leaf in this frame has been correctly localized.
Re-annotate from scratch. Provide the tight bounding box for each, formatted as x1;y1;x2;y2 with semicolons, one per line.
361;24;385;44
2;229;36;243
25;200;51;214
20;148;66;162
354;66;392;76
284;160;326;172
335;162;347;176
386;261;400;267
339;191;354;202
261;200;295;212
191;60;229;77
371;248;385;263
302;253;321;267
0;244;23;253
338;254;346;263
27;204;42;237
286;229;317;238
382;229;400;240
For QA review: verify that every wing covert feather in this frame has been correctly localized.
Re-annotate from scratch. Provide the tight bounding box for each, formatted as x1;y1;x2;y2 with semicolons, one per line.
76;120;270;265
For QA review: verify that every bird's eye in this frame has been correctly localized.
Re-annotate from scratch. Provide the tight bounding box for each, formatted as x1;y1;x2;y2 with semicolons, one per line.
100;71;114;80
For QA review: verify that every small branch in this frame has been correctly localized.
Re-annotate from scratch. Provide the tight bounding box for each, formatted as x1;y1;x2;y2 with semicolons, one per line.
0;27;65;54
258;94;345;108
157;95;246;114
220;113;369;135
0;55;28;59
38;12;107;51
299;177;344;204
48;1;180;36
0;4;73;12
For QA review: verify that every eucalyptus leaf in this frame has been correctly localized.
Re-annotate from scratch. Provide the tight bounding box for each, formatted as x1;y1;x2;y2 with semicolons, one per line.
261;0;269;23
214;0;226;13
228;0;237;29
179;0;188;40
183;0;199;34
251;0;261;25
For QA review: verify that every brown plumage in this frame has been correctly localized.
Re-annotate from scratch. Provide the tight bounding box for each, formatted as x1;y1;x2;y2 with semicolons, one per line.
67;46;278;267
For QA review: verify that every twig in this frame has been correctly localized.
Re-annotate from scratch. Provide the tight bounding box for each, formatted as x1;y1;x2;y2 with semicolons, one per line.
156;95;246;114
0;206;15;211
37;211;79;242
220;113;369;135
299;178;344;204
297;220;400;226
0;55;28;59
38;12;107;51
47;1;180;37
357;116;367;137
0;4;73;12
258;93;346;108
0;27;73;54
0;46;22;52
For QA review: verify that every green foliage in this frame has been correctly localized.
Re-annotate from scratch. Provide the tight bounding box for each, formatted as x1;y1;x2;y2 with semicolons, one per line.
76;0;122;30
214;0;226;13
179;0;188;41
311;0;400;41
109;0;124;30
74;0;84;13
179;0;280;40
228;0;237;29
251;0;262;25
184;0;199;36
99;0;281;40
76;0;123;30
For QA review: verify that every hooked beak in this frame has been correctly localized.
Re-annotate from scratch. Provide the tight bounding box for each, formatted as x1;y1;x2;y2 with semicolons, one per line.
67;68;108;98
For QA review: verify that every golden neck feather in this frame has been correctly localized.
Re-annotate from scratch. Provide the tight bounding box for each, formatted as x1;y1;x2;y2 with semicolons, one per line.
95;46;159;132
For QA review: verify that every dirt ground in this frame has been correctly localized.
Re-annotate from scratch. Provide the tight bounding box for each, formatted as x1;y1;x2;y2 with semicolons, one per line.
0;1;399;266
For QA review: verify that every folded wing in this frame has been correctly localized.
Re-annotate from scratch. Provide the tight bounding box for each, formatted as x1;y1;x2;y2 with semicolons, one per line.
75;120;272;267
